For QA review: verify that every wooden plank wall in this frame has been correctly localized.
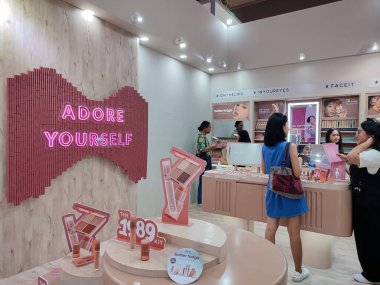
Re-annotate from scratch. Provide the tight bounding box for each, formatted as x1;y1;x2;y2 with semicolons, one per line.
0;0;138;277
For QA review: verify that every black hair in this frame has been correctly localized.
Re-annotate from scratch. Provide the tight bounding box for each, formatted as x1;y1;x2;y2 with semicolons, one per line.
234;121;243;128
198;121;210;131
306;115;315;123
325;128;343;153
324;98;342;107
264;113;287;147
361;119;380;151
237;130;251;143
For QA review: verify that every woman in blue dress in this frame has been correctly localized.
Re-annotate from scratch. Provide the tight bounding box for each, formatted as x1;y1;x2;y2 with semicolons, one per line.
261;113;309;282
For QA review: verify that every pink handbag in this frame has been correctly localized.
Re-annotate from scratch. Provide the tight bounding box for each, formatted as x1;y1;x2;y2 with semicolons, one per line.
269;143;305;199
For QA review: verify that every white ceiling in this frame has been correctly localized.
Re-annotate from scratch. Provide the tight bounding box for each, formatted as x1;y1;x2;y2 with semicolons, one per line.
63;0;380;74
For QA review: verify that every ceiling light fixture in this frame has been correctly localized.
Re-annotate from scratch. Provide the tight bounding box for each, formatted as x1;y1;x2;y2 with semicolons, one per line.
299;52;306;61
175;37;186;49
130;12;143;23
221;61;227;68
237;63;242;70
371;42;378;52
139;36;149;42
180;54;187;59
81;10;95;22
0;1;10;22
208;68;215;72
206;56;212;63
226;19;233;26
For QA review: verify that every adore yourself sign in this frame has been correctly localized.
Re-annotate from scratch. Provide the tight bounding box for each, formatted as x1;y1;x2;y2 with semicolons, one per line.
7;67;148;205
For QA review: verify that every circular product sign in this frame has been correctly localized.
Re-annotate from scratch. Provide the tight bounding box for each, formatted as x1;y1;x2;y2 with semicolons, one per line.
167;248;203;284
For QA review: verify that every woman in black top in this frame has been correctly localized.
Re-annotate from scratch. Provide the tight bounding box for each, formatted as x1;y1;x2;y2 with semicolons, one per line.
340;119;380;283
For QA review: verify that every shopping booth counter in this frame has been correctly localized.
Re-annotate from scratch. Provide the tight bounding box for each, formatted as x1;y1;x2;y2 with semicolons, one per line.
202;169;352;268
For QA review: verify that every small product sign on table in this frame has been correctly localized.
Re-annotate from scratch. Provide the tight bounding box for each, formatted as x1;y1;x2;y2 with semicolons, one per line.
167;248;203;284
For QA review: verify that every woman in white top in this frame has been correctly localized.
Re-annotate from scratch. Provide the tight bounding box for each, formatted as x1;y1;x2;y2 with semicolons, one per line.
338;118;380;284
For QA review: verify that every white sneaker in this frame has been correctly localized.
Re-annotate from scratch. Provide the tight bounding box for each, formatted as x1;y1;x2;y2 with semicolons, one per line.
353;273;380;284
292;266;310;282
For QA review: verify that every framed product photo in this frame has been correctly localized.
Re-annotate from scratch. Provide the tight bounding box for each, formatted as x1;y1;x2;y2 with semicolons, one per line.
365;93;380;117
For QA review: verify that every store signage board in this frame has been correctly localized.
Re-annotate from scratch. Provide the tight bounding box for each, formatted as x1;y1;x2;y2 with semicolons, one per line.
6;67;148;205
167;248;203;284
116;209;166;250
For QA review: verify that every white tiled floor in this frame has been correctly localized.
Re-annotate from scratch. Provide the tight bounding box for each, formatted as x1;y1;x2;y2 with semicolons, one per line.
0;204;363;285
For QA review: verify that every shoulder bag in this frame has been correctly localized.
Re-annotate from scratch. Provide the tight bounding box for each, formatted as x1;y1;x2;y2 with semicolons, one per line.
269;142;305;199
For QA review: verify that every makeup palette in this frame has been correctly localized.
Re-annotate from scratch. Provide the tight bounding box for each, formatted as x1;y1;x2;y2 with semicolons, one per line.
62;203;110;252
169;159;202;187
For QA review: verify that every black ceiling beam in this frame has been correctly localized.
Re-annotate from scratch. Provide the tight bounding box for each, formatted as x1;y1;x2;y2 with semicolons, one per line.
196;0;215;15
230;0;342;23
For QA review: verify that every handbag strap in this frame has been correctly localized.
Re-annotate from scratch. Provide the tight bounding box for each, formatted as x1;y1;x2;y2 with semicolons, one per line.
281;142;291;167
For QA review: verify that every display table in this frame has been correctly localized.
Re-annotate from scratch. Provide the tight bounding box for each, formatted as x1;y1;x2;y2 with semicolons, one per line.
60;251;103;285
31;218;287;285
103;225;287;285
202;169;352;269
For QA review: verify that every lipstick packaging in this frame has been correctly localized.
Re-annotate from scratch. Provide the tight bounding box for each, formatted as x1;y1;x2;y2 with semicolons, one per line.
94;240;100;269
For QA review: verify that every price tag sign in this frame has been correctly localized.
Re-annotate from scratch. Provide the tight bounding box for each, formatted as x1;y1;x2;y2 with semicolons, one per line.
116;210;166;250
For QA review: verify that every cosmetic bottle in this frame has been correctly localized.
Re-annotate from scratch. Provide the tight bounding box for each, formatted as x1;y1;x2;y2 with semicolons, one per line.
140;239;150;261
72;241;80;258
68;228;79;251
94;240;100;269
130;216;136;250
335;168;340;181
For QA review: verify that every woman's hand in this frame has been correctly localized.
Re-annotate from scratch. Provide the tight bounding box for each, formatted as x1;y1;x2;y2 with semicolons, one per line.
337;153;348;162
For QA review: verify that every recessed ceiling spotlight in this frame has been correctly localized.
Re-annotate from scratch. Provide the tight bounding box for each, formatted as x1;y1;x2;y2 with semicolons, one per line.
0;1;10;22
175;37;186;49
208;68;215;72
371;42;378;52
206;56;212;63
237;63;242;70
180;54;187;59
221;61;227;68
299;52;306;61
81;10;95;22
130;12;143;23
226;19;233;26
139;36;149;42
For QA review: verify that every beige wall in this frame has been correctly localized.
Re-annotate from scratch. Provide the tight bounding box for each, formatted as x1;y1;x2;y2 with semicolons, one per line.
0;0;138;277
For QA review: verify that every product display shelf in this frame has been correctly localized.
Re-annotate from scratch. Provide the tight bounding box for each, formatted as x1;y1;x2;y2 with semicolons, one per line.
103;218;227;282
103;222;288;285
253;119;267;142
320;117;358;152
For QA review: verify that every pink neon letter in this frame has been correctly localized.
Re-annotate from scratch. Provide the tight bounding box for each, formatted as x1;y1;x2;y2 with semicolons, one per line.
61;105;75;120
125;132;132;145
100;133;108;146
116;109;124;123
58;132;74;147
75;132;88;146
106;108;115;122
78;106;90;121
92;107;104;122
43;131;59;148
89;133;99;146
109;133;117;146
117;133;125;146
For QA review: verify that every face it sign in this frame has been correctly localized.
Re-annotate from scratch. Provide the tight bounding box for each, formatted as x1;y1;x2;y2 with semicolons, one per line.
7;67;148;205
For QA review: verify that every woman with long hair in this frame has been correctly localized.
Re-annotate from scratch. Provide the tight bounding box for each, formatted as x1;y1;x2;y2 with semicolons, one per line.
325;128;344;153
261;113;309;282
339;119;380;283
237;129;251;143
